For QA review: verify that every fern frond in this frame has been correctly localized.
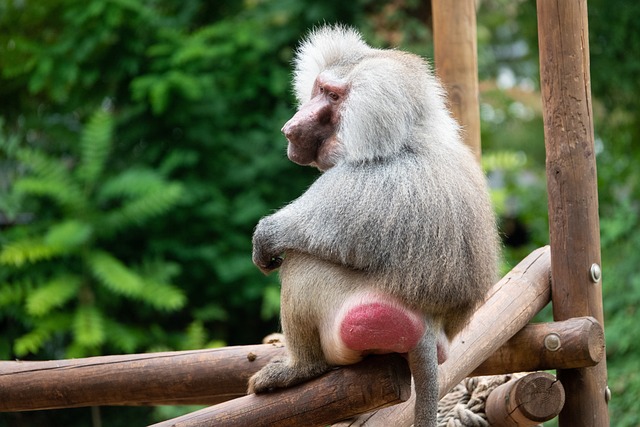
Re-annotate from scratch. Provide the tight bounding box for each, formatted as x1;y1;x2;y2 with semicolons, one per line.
103;182;183;231
73;305;106;347
0;238;67;267
65;342;90;359
44;220;93;250
140;281;186;311
14;177;87;213
0;281;26;307
16;148;70;184
14;149;87;213
14;329;51;357
26;275;81;316
13;313;72;356
0;220;91;267
182;320;207;350
86;250;145;297
0;117;20;155
98;168;170;200
139;258;181;283
193;303;228;322
104;319;145;353
77;110;114;185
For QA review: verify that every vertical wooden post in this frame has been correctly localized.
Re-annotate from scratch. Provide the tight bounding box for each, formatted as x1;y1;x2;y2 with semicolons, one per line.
432;0;482;161
536;1;609;426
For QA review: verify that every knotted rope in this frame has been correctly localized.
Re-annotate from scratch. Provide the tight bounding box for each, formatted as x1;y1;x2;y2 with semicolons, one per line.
436;373;535;427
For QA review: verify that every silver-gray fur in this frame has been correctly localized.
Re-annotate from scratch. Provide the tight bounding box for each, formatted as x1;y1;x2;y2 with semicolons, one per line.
249;25;500;427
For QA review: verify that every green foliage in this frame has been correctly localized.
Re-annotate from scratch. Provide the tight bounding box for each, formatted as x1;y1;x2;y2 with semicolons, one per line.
78;110;113;184
0;110;186;359
87;251;147;298
0;1;364;423
74;305;106;348
1;0;639;425
26;275;81;317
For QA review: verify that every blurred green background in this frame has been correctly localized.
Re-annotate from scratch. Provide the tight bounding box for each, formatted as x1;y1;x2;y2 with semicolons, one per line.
0;0;638;425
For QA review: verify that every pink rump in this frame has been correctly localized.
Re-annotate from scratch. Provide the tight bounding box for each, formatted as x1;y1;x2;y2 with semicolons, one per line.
339;302;425;354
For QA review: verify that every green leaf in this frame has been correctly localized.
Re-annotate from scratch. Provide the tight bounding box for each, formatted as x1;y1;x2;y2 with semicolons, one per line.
73;305;105;347
26;275;81;317
77;109;114;185
166;70;202;100
141;281;186;311
15;149;68;184
131;71;204;115
103;182;183;232
139;257;181;284
27;56;53;94
13;313;72;356
182;320;207;350
14;177;86;214
14;329;51;357
0;282;26;307
44;220;93;250
98;168;165;201
104;319;144;353
193;304;228;326
0;221;92;267
150;78;170;114
86;250;145;297
13;149;86;213
0;238;66;267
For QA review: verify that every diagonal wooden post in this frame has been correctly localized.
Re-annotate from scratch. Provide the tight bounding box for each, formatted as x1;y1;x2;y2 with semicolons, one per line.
536;1;610;425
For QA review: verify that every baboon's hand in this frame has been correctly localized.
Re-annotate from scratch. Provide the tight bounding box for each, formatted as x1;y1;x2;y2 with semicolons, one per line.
253;250;283;275
252;219;283;274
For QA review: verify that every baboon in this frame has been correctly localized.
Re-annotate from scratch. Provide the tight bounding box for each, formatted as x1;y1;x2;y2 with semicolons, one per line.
249;25;500;427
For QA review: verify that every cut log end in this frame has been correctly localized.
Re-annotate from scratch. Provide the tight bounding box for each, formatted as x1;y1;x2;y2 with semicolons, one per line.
486;372;565;426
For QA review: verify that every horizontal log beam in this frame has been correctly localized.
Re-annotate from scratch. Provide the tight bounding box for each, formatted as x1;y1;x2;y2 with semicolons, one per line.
0;344;284;411
0;314;602;412
471;316;604;376
149;354;410;427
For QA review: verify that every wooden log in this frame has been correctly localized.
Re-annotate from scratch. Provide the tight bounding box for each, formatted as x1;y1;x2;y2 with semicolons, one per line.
334;246;552;426
0;315;601;412
471;316;605;376
148;354;411;427
0;344;285;411
486;372;565;426
432;0;482;160
0;316;601;413
536;1;610;425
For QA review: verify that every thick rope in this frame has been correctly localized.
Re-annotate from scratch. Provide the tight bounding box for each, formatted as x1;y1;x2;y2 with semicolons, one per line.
436;374;523;427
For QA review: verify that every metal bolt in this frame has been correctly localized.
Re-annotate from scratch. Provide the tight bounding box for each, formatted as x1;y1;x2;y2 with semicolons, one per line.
605;386;612;403
544;333;562;351
590;263;602;283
